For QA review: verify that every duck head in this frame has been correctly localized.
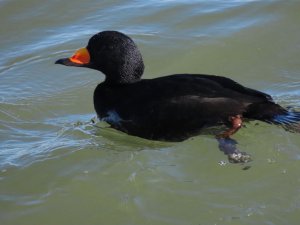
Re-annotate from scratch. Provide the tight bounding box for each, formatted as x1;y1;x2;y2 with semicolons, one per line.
55;31;145;84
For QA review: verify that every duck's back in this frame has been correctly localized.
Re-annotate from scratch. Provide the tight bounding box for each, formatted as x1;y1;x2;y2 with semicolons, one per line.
94;74;284;141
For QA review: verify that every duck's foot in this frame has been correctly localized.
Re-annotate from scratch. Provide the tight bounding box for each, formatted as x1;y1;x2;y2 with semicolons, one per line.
215;115;252;163
217;137;252;163
217;115;243;138
228;152;252;163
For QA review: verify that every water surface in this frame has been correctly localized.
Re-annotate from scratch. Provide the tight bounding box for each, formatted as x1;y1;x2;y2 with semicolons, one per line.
1;0;300;224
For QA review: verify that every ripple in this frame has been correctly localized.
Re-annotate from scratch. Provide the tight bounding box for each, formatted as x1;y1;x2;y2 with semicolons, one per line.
0;113;97;169
1;1;300;224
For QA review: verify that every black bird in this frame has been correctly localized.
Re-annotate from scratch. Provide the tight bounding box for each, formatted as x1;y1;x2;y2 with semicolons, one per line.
56;31;300;163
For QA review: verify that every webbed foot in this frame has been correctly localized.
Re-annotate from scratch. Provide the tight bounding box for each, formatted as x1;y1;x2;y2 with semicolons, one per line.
217;137;252;163
217;115;243;138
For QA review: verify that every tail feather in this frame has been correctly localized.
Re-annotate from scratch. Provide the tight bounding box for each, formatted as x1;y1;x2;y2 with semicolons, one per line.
272;110;300;133
245;102;300;133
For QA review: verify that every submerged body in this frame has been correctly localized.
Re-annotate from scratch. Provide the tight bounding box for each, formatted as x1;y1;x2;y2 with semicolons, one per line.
94;74;285;141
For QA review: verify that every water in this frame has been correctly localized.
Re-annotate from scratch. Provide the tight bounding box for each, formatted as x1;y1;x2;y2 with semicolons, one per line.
1;0;300;224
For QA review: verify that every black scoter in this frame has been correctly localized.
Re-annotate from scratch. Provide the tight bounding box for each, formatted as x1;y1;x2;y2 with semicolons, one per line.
56;31;300;163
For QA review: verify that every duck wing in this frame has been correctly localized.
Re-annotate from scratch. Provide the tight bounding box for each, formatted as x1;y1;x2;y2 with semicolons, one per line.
98;74;275;140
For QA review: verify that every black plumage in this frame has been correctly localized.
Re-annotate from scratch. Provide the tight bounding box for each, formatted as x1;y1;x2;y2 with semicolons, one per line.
93;74;286;141
56;30;299;162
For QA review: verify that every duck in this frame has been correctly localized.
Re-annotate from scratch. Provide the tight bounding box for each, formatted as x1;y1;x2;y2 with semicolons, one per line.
55;30;299;163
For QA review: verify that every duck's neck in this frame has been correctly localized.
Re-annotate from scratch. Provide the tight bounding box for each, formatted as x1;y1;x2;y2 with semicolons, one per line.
104;76;141;86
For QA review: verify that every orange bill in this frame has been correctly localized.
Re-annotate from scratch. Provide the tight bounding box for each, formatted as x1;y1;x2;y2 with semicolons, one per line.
69;47;90;65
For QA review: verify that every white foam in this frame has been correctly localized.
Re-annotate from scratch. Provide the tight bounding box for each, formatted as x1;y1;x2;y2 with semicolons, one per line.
101;110;123;125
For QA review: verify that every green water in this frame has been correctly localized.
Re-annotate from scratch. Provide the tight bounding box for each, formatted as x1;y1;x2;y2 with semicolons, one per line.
1;1;300;224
